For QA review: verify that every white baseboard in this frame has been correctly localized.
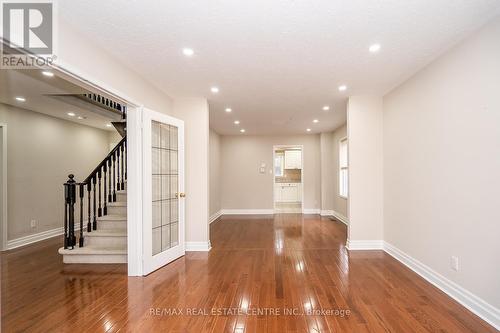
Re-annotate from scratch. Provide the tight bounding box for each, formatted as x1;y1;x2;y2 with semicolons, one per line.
321;210;349;225
221;209;274;215
383;242;499;330
209;210;222;224
185;241;212;252
303;208;320;214
6;226;80;250
346;239;383;250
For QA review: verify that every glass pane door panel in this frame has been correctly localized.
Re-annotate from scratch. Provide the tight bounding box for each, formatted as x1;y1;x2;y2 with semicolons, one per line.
151;121;180;255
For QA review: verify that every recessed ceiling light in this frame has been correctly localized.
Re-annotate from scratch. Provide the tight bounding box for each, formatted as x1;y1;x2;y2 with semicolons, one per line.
42;71;54;77
369;44;381;53
67;112;75;117
77;116;86;120
211;86;219;94
313;119;319;123
322;106;330;111
240;129;245;133
234;120;240;125
306;128;311;132
338;85;347;92
182;48;194;57
225;108;232;113
106;123;113;127
15;96;26;102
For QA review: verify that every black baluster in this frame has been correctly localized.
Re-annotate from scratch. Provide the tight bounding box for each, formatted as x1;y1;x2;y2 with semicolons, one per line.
92;175;97;230
87;182;91;232
124;140;127;181
120;144;124;190
97;169;102;217
108;158;112;203
117;148;121;194
103;163;108;215
112;152;117;202
79;184;84;247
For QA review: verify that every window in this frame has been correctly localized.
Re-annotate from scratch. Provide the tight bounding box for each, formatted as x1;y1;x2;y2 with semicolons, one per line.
339;138;348;198
274;153;284;176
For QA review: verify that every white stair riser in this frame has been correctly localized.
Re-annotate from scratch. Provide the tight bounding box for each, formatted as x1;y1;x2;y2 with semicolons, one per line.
116;193;127;202
98;220;127;230
107;206;127;215
85;235;127;247
63;254;127;264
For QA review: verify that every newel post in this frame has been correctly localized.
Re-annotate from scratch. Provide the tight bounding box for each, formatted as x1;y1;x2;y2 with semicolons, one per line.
64;174;77;249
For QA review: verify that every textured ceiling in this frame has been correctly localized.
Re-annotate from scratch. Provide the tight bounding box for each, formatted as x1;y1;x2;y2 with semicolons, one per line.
59;0;500;135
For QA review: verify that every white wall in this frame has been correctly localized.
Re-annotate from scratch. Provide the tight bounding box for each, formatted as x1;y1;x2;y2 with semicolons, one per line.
347;96;383;243
220;134;321;211
320;132;334;211
383;17;500;309
331;124;348;218
0;103;111;240
209;129;221;217
171;98;210;244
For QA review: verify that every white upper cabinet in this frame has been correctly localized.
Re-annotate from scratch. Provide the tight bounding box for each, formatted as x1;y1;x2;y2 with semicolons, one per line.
284;150;302;169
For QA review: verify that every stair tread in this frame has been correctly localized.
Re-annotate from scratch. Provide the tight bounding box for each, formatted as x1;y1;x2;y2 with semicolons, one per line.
85;229;127;237
98;214;127;221
58;246;126;255
108;201;126;207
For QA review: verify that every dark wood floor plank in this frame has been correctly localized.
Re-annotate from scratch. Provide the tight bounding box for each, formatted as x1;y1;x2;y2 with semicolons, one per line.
1;215;497;333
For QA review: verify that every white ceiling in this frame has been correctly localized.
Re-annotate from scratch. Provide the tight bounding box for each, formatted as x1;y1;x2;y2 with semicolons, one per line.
60;0;500;135
0;69;120;131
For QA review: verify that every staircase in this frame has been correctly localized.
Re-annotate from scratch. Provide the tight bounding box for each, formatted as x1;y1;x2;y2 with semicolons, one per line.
58;94;128;264
58;182;127;263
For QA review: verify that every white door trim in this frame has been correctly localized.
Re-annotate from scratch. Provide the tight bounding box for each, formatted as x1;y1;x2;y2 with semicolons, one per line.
0;123;7;250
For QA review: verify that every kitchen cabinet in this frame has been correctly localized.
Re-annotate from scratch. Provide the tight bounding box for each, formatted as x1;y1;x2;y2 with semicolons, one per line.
274;183;302;202
284;150;302;169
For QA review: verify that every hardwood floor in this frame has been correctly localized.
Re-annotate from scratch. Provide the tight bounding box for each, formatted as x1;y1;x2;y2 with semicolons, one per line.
1;214;497;332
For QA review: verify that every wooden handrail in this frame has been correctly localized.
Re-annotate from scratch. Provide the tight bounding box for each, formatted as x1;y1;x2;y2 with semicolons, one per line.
83;136;126;184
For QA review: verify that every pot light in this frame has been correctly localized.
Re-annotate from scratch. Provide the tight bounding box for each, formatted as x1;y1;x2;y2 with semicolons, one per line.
77;116;86;120
42;71;54;77
322;106;330;111
15;96;26;102
338;85;347;92
240;129;245;133
234;120;240;125
106;123;113;127
225;108;232;113
67;112;75;117
211;86;219;94
306;128;311;132
369;44;381;53
182;48;194;57
313;119;319;123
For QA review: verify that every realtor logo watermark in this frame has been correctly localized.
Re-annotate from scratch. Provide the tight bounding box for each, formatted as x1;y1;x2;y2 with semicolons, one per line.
1;0;57;69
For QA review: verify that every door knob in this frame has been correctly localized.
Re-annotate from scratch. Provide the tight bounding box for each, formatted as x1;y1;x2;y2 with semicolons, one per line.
179;192;186;198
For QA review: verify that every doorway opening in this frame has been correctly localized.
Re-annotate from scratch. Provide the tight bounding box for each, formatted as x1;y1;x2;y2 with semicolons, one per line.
273;145;303;213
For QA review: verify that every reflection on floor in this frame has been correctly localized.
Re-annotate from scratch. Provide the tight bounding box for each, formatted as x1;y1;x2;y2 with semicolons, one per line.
1;214;496;332
274;202;302;213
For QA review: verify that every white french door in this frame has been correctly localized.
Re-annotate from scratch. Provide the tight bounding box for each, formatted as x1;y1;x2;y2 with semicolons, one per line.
142;108;185;275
